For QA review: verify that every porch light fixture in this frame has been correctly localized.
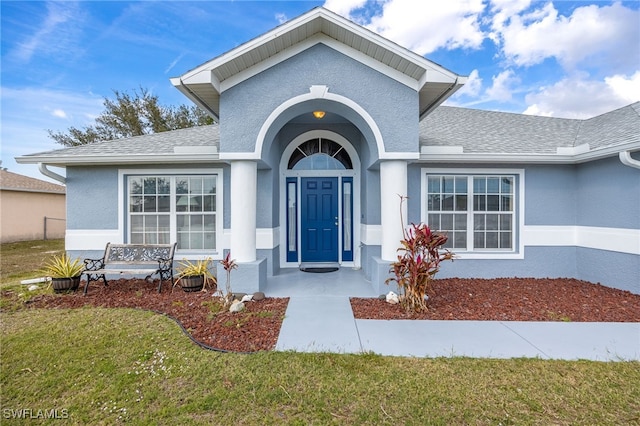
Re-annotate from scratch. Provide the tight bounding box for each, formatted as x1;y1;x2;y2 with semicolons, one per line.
312;110;326;119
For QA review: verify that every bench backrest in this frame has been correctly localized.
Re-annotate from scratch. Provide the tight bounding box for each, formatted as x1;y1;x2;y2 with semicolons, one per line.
104;243;176;265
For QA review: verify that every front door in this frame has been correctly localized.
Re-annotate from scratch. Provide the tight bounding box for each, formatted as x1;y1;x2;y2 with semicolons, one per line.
301;177;338;263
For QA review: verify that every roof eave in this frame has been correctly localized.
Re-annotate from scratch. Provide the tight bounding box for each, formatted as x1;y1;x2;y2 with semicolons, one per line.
419;142;639;164
419;76;467;120
15;154;221;168
173;7;464;115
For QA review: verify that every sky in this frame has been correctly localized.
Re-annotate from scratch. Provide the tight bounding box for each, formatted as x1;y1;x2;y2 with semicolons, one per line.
1;0;639;182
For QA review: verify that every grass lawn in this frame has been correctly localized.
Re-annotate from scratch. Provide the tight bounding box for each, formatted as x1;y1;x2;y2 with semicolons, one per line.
1;240;639;424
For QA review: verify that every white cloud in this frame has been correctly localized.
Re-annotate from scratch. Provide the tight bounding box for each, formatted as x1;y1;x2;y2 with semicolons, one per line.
523;72;640;119
360;0;486;55
485;69;520;102
491;2;640;71
606;71;640;104
1;87;103;179
9;2;85;64
323;0;368;18
275;12;288;25
452;69;483;98
51;109;67;119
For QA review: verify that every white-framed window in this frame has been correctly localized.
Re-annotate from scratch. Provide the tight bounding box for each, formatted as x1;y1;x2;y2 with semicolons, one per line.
422;169;524;258
123;169;222;254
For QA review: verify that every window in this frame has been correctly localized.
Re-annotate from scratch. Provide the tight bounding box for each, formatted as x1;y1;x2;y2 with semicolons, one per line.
127;174;219;251
425;173;517;252
288;138;352;170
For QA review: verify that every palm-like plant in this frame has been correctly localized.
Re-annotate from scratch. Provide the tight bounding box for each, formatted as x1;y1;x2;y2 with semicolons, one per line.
175;258;216;291
43;253;85;278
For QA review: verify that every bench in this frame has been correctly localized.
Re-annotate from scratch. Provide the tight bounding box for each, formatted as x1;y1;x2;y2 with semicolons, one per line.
83;243;176;294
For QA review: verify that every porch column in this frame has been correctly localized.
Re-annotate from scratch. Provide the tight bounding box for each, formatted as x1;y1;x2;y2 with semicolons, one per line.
230;160;257;262
380;160;407;261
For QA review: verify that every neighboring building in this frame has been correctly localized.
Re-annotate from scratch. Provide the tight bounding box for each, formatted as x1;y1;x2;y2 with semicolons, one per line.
16;8;640;293
0;169;66;243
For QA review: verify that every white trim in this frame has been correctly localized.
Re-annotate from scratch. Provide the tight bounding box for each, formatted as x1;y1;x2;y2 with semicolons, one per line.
222;227;279;250
523;226;640;255
421;168;526;259
178;8;458;89
257;227;279;250
117;168;224;257
248;86;389;161
361;224;382;246
419;142;639;164
66;229;122;251
279;130;362;268
221;35;420;93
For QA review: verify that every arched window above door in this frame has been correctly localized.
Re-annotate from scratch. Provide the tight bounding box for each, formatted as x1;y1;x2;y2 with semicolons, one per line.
288;138;353;170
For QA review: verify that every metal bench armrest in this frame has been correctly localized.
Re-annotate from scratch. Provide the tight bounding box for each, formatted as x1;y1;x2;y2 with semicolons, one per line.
84;258;105;271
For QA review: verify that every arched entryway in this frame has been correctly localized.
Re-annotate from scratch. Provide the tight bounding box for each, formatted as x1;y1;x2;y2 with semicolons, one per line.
279;130;361;268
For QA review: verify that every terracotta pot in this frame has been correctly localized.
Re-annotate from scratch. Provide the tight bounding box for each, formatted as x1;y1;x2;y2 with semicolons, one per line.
180;275;204;292
52;276;81;293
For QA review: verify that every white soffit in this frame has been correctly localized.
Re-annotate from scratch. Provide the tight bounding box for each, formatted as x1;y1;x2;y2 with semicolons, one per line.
172;7;464;120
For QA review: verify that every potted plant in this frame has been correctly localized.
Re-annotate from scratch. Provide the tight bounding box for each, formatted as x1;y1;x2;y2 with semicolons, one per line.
174;258;216;292
43;253;85;293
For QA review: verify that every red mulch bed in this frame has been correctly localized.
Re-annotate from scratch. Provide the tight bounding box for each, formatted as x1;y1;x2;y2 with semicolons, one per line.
9;277;640;354
351;278;640;322
23;279;288;353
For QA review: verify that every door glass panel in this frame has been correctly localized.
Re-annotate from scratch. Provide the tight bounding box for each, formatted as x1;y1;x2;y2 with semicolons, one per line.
343;181;352;252
287;182;296;252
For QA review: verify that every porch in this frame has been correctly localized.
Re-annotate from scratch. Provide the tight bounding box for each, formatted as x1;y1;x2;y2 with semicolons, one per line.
263;267;377;298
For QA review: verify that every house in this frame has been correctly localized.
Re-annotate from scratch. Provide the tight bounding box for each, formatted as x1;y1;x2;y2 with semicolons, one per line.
16;8;639;294
0;169;66;243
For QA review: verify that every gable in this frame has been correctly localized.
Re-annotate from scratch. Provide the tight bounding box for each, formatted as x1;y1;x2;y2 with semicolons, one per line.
219;43;418;154
171;7;465;121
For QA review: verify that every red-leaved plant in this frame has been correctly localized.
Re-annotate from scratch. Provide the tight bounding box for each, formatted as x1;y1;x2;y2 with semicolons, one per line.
385;196;454;313
220;252;238;307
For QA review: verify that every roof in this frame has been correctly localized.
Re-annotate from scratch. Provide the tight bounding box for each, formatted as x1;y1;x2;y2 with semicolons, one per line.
0;169;66;194
171;7;465;121
15;103;639;167
419;102;640;163
16;125;218;167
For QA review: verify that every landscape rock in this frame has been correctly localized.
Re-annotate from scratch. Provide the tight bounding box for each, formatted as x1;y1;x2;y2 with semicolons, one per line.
28;285;40;292
229;300;245;313
232;292;247;301
378;294;386;301
386;291;399;305
240;294;253;302
253;291;266;301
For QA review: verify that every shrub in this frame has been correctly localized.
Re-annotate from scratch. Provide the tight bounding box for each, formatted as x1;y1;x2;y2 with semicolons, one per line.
386;197;454;313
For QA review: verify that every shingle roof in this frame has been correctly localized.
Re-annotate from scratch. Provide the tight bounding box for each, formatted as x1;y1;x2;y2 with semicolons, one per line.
0;170;66;194
25;125;218;158
575;102;640;150
15;103;639;166
420;102;640;154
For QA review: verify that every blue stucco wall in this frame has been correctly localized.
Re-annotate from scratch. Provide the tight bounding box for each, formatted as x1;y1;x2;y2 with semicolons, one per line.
66;167;119;229
576;156;640;229
524;165;576;225
436;247;578;280
409;161;639;292
576;247;639;293
220;43;418;156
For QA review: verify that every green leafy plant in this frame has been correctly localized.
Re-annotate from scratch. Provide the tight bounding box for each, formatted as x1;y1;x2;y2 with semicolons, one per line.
386;196;454;313
174;258;216;291
42;253;85;279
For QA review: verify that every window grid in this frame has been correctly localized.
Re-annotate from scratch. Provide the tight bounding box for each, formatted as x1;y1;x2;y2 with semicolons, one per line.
128;175;217;251
426;175;515;251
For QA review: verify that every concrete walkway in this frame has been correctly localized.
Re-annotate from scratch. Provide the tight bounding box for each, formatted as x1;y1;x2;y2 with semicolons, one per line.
266;269;640;361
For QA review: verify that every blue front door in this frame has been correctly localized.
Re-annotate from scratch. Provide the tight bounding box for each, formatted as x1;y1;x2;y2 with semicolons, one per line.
301;177;338;263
